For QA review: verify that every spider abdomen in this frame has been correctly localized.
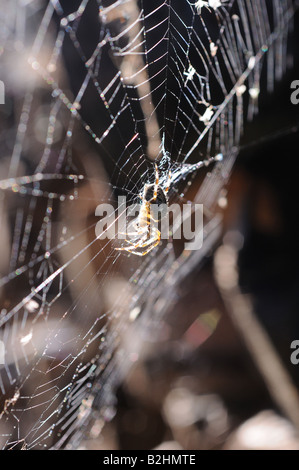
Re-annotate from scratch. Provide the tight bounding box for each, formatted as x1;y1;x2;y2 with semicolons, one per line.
143;183;168;205
142;184;168;222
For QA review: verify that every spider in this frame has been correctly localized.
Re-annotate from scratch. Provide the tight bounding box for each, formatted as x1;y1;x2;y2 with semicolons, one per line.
184;64;196;84
193;0;227;15
116;163;171;256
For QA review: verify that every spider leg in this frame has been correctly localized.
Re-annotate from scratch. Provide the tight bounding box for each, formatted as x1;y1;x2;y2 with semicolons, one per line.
117;236;161;256
118;231;143;237
134;236;161;256
124;227;160;250
117;247;149;257
116;228;161;256
121;226;157;249
116;227;149;250
117;233;148;247
134;231;160;249
164;170;172;194
153;163;159;201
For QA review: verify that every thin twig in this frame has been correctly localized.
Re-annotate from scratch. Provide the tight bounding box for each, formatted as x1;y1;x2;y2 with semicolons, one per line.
214;243;299;430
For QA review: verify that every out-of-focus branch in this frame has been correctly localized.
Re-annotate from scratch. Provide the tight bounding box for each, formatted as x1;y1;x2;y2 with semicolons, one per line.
101;0;161;161
214;241;299;431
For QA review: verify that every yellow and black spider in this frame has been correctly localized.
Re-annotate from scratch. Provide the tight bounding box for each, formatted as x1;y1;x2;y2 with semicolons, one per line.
116;164;171;256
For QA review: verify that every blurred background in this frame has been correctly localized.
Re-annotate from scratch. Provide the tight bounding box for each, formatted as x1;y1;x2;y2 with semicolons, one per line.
0;0;299;450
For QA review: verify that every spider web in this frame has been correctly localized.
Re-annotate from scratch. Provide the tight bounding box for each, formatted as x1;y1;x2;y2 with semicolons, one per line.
0;0;297;449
